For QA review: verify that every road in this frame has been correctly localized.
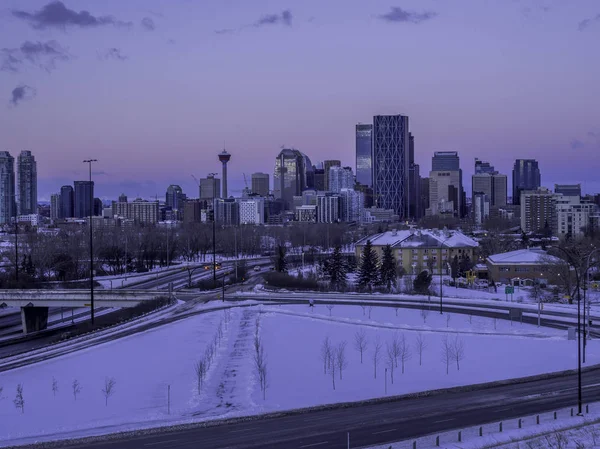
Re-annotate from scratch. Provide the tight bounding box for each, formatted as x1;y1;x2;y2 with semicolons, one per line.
46;367;600;449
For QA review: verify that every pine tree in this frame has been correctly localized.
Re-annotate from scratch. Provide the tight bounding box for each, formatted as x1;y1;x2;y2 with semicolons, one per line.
379;244;397;291
413;270;433;294
358;240;379;291
274;245;287;273
329;246;347;289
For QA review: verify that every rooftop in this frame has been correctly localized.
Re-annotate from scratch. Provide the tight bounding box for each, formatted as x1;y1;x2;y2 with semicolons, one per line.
355;229;479;249
487;248;562;265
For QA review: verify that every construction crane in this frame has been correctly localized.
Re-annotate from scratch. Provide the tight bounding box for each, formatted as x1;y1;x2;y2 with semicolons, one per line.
191;174;200;186
243;173;249;189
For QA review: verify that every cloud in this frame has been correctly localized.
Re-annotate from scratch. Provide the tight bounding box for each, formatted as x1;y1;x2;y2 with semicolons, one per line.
378;6;437;24
255;10;293;27
578;14;600;31
99;48;127;61
1;40;72;73
141;17;155;31
12;1;132;30
10;85;36;106
570;139;585;150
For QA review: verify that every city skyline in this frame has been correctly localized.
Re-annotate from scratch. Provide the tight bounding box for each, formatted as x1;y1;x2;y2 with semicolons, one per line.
1;0;599;200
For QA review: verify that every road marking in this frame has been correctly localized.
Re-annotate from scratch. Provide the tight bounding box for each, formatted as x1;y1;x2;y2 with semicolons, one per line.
299;442;329;448
434;418;455;424
230;428;252;433
373;428;397;435
144;439;182;446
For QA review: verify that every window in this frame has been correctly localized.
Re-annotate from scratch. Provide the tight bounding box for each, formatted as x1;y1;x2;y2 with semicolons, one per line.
500;267;510;272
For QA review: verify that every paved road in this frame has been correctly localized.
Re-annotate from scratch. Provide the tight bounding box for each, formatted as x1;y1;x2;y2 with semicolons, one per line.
48;367;600;449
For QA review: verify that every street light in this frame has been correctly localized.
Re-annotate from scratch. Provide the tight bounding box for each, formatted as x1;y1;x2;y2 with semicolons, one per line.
209;172;218;289
83;159;97;325
438;232;453;314
583;248;600;363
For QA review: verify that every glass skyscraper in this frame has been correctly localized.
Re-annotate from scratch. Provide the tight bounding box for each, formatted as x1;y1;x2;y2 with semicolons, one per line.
355;124;373;187
512;159;541;205
372;115;410;219
0;151;15;225
273;148;312;209
16;150;37;216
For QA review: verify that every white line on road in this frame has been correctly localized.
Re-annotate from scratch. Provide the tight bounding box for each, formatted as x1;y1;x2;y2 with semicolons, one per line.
373;428;397;435
299;442;329;448
144;439;182;446
434;418;455;424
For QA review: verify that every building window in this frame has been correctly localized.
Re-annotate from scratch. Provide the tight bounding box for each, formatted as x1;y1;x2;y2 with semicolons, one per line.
500;267;510;272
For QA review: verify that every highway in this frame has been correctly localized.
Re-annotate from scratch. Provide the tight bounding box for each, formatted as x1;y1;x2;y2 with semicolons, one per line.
42;366;600;449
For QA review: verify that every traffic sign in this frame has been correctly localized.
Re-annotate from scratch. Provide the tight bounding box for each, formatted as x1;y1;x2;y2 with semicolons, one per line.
505;286;514;294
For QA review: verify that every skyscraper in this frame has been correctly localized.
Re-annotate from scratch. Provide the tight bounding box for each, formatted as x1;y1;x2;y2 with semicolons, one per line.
372;114;410;219
218;150;231;198
328;166;354;193
408;132;422;220
428;152;463;217
60;185;74;218
251;172;270;196
74;181;94;218
200;175;221;202
0;151;15;224
165;184;186;219
355;124;373;188
50;193;60;221
472;158;507;210
16;150;37;216
512;159;541;205
474;158;496;174
323;160;341;191
273;148;312;209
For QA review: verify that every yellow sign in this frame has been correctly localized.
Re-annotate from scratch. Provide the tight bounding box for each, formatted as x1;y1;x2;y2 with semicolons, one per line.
84;304;91;307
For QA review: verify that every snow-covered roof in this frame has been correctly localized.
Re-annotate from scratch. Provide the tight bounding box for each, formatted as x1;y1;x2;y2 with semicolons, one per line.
355;229;479;249
487;248;562;265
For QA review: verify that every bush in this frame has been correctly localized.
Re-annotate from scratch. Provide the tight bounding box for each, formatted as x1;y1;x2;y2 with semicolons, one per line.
263;272;320;291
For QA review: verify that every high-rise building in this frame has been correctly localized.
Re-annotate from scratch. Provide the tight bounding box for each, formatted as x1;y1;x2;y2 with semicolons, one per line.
555;184;581;198
555;194;598;238
472;193;490;226
165;185;186;220
273;148;312;209
200;175;221;202
317;194;340;223
251;172;270;197
60;185;74;218
472;169;507;210
239;197;265;225
218;150;231;198
520;188;556;234
50;193;60;221
420;177;430;214
93;198;103;217
0;151;15;225
513;159;541;205
112;199;159;224
474;158;496;174
323;160;341;191
214;198;239;225
355;124;373;188
118;193;128;203
428;152;462;217
408;132;422;220
16;150;37;216
372;114;410;219
313;168;325;191
328;166;354;193
183;199;202;224
339;188;364;222
74;181;94;218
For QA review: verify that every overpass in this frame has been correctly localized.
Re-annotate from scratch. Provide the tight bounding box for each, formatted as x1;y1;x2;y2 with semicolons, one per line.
0;289;166;334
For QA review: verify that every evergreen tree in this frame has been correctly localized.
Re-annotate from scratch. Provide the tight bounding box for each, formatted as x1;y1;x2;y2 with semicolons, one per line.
413;270;433;294
328;246;347;289
450;255;460;282
273;245;287;273
358;240;379;291
379;244;397;291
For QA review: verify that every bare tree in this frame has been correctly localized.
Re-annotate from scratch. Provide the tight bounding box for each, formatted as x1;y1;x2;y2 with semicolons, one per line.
395;305;400;317
452;335;465;371
72;379;81;401
415;332;428;366
361;305;367;316
494;318;497;330
368;306;373;319
373;335;382;379
260;358;268;400
398;333;411;374
14;384;24;414
52;377;58;397
353;329;368;363
326;304;334;316
420;308;430;324
335;341;348;380
254;337;268;399
195;358;207;393
386;342;396;384
441;335;452;374
102;377;116;406
468;314;473;324
330;349;337;390
320;336;332;375
446;313;451;328
390;333;401;368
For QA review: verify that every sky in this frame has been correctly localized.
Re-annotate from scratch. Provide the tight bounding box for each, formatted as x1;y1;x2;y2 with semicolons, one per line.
0;0;599;201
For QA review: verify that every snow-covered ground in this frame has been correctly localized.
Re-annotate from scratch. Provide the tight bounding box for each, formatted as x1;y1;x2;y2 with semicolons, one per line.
0;303;596;447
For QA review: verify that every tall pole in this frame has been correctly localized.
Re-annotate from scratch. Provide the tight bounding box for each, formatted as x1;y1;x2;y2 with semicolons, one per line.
84;159;97;325
584;249;599;363
439;234;452;314
210;173;217;288
14;215;18;284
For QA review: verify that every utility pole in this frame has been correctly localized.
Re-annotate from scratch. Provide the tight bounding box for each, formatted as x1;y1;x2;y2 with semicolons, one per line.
439;233;453;314
209;173;218;288
84;159;97;325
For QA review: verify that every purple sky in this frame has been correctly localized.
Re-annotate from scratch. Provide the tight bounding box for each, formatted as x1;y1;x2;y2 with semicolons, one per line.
1;0;599;201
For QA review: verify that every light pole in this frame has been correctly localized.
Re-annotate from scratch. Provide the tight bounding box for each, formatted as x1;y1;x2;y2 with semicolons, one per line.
83;159;98;325
438;233;453;314
209;173;218;288
583;248;600;363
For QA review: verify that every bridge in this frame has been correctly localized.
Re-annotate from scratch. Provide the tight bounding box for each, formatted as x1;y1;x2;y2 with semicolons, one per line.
0;289;166;334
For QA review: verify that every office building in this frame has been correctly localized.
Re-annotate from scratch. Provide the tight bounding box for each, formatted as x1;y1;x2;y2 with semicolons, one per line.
513;159;541;205
74;181;94;218
16;150;37;216
94;198;103;217
555;184;581;198
239;197;265;225
313;168;325;191
0;151;15;224
317;194;340;223
472;193;490;226
296;205;317;222
50;193;60;221
432;151;460;171
419;177;430;215
183;200;202;224
166;185;186;220
323;160;341;191
60;185;74;218
200;175;221;202
472;162;507;214
408;132;422;220
474;158;496;174
339;188;364;222
273;148;312;209
355;123;373;188
555;194;598;238
214;198;239;225
328;166;354;193
112;199;159;224
372;114;410;219
428;152;463;217
251;172;270;197
520;188;556;234
118;193;128;203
